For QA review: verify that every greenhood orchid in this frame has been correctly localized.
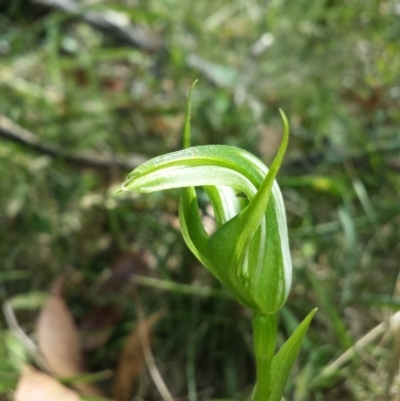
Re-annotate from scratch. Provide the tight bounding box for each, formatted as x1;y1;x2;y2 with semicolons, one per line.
118;83;316;401
121;87;291;316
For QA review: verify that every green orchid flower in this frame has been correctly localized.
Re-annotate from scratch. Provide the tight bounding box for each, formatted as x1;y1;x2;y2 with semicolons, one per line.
119;83;316;401
121;85;291;316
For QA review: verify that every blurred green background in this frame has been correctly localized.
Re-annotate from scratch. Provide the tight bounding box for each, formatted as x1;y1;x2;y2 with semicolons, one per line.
1;0;400;400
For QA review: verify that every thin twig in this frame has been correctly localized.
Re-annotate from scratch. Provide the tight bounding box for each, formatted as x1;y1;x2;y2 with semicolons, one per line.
133;292;174;401
32;0;162;53
2;113;399;176
0;114;148;170
2;301;51;372
320;310;400;377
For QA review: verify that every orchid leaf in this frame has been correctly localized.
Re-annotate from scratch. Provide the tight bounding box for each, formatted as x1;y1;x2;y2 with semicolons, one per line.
267;308;317;401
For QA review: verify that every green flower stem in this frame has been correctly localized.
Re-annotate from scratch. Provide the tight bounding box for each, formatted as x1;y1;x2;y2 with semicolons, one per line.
253;313;278;401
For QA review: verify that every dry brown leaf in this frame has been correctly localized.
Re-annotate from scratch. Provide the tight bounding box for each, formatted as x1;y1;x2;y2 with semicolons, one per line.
113;311;163;401
14;365;80;401
36;279;105;397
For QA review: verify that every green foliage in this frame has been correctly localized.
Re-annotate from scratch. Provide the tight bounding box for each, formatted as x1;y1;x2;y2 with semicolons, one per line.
1;0;400;399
